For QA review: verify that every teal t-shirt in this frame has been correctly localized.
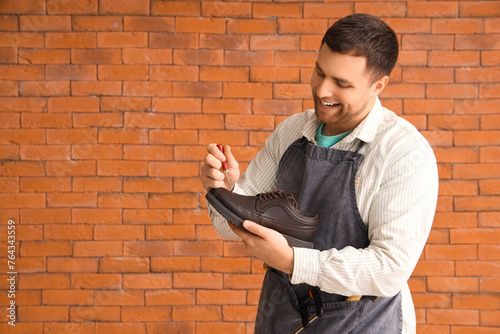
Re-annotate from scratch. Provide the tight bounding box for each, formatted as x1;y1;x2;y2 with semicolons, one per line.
315;123;353;147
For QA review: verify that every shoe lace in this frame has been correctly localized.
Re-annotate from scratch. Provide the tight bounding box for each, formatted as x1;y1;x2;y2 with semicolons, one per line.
258;190;297;208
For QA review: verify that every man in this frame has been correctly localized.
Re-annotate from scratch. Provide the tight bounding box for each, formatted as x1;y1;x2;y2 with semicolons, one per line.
200;13;438;333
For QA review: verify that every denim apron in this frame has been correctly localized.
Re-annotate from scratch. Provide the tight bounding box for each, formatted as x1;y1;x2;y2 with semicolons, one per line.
254;137;402;333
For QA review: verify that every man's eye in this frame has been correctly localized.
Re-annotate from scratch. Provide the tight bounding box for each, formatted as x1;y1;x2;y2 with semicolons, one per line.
336;81;350;88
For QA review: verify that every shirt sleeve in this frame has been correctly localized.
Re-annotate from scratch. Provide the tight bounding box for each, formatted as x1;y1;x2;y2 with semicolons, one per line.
291;140;439;297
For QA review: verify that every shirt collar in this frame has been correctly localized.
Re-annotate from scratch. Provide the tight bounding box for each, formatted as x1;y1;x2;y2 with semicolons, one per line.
302;97;383;144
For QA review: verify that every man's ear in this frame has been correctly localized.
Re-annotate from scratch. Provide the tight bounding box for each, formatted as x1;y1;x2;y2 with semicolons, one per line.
373;75;389;96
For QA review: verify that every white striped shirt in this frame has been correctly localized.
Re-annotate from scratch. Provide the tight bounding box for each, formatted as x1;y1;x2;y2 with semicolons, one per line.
208;98;439;333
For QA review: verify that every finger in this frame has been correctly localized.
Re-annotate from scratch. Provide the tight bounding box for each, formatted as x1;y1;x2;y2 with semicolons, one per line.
242;220;269;239
207;143;227;164
204;152;223;170
223;145;238;170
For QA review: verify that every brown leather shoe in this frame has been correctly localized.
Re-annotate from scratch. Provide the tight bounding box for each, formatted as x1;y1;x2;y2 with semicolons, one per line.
206;188;318;248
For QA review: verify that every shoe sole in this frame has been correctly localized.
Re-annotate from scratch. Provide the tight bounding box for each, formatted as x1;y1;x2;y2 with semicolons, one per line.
206;191;314;249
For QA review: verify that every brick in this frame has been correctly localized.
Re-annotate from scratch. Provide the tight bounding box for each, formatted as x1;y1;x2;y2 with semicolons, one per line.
146;225;195;240
456;35;500;51
146;289;195;306
451;228;500;244
150;65;198;81
173;241;223;257
199;130;248;146
407;2;459;17
278;19;328;34
151;1;200;17
251;35;299;51
173;82;222;98
435;180;479;196
202;2;251;18
0;0;45;14
47;257;98;273
274;83;312;99
46;32;96;48
480;179;500;195
0;15;18;30
47;0;97;14
101;97;150;112
0;129;45;144
123;177;172;193
434;148;479;164
46;64;96;81
425;244;477;260
223;273;265;290
98;32;148;48
432;18;482;34
0;80;17;95
73;241;122;257
384;18;430;34
149;162;199;177
427;84;477;99
123;273;172;289
20;145;70;161
380;83;425;99
20;208;70;224
95;290;145;305
254;3;302;18
223;83;272;99
19;49;70;65
479;212;500;228
123;49;173;65
457;261;500;277
151;257;200;273
485;18;500;34
149;193;198;209
99;257;149;273
482;310;500;327
124;241;173;257
71;273;121;289
150;32;198;49
0;193;45;208
43;289;93;305
402;35;454;50
481;278;500;293
124;16;174;32
98;64;149;80
98;160;148;176
72;15;123;32
72;48;121;64
223;305;257;322
124;209;173;225
0;161;45;176
403;67;454;83
96;323;146;334
20;81;70;97
200;34;249;50
20;272;70;289
412;293;452;309
412;260;454;276
427;277;478;293
122;306;172;322
304;3;352;18
94;224;145;240
176;17;225;34
0;177;18;192
99;0;149;15
196;322;246;334
71;81;122;96
44;225;93;240
453;294;500;310
427;309;478;326
0;64;43;80
355;2;406;17
70;306;120;322
201;257;251;273
18;306;69;322
227;19;277;34
460;1;500;17
454;131;500;146
0;32;43;49
200;66;248;82
479;244;500;260
197;289;246;305
480;83;500;99
173;306;221;322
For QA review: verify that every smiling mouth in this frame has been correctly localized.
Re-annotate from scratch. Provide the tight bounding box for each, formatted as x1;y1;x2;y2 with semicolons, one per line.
321;101;341;108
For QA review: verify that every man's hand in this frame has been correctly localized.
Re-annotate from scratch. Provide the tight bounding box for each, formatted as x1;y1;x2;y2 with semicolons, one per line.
230;220;294;275
200;144;239;191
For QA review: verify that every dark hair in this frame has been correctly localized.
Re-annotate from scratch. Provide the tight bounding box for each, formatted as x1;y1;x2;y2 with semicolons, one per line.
321;13;399;83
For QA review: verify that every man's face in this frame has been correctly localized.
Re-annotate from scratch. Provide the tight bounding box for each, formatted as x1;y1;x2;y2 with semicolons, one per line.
311;44;387;136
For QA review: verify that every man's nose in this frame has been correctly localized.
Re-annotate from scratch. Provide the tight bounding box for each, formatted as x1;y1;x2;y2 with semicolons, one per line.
316;78;335;98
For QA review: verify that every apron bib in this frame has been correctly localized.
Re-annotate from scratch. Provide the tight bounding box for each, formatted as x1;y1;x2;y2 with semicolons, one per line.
255;137;402;333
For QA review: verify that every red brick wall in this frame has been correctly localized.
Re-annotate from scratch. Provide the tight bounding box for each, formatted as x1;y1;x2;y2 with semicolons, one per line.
0;1;498;333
